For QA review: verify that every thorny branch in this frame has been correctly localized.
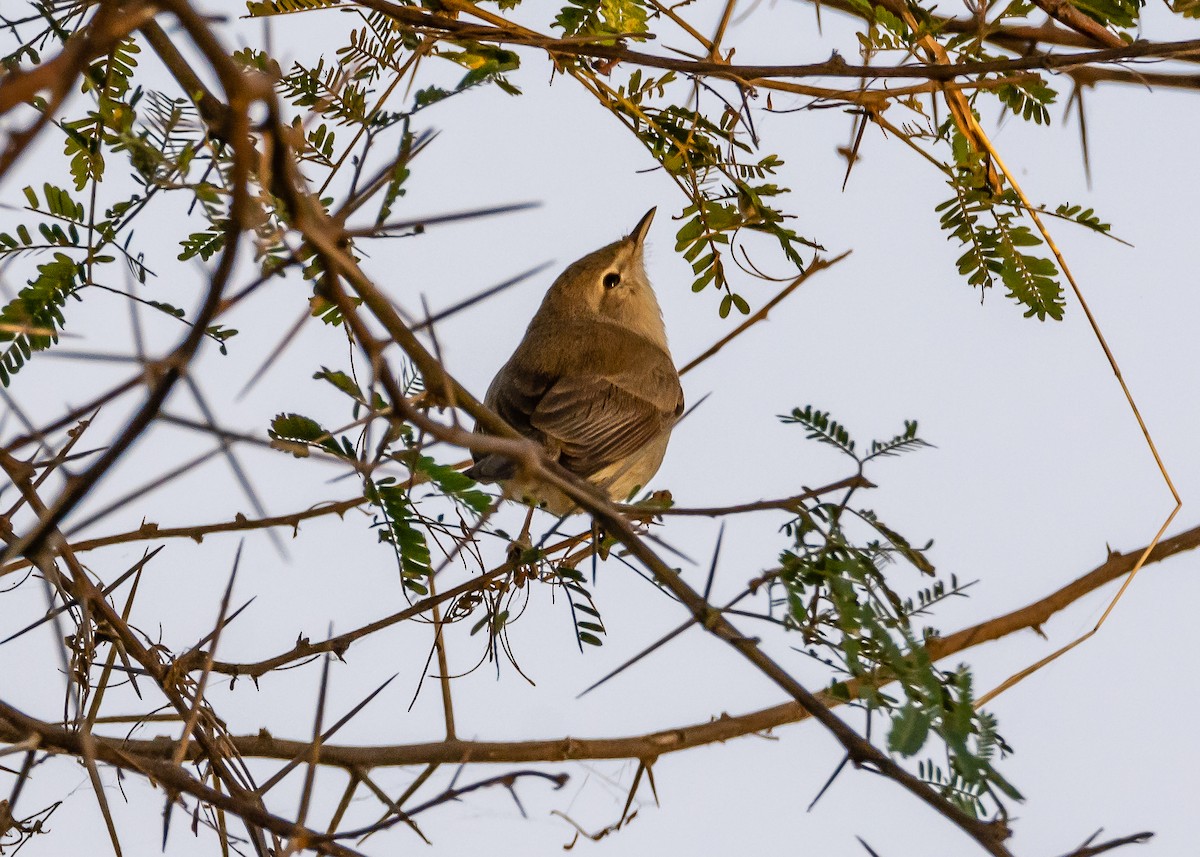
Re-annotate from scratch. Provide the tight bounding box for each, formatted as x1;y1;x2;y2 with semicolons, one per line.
1;516;1191;770
0;0;1188;855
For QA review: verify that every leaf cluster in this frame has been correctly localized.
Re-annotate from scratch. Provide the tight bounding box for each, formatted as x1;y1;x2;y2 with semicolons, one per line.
610;69;820;313
553;0;650;42
0;252;79;386
774;406;1017;819
269;366;493;599
936;132;1065;320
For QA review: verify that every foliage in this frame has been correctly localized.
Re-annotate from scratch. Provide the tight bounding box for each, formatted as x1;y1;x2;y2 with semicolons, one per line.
935;131;1068;320
776;407;1018;817
554;0;651;41
606;68;820;313
0;0;1183;853
368;476;436;595
0;252;79;386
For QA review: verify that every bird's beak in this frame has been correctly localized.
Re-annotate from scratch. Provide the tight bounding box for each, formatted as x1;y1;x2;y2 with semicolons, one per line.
629;207;656;247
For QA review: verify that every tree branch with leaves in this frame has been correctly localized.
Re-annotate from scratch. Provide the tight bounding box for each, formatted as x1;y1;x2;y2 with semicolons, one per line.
0;0;1190;854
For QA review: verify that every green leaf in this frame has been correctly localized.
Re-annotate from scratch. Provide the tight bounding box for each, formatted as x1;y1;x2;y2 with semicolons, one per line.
376;135;413;225
437;42;521;90
889;705;933;756
998;244;1064;321
179;229;225;261
147;300;186;319
367;479;434;591
246;0;340;15
205;324;238;354
1052;203;1114;237
1069;0;1141;28
267;413;344;457
780;405;857;457
553;0;650;41
407;453;494;516
0;252;79;386
866;419;931;461
871;519;936;576
42;184;86;221
995;78;1056;126
314;367;366;402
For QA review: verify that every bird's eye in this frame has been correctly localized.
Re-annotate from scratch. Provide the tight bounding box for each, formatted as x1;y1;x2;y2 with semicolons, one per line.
603;272;621;289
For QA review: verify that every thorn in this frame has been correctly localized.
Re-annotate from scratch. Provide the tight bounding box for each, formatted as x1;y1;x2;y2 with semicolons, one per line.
703;524;725;601
857;836;884;857
809;754;850;811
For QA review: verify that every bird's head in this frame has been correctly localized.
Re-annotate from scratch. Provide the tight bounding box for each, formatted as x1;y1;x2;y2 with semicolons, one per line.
540;208;668;349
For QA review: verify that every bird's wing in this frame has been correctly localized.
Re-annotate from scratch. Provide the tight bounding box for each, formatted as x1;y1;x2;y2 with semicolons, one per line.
465;362;553;483
529;348;683;478
467;321;683;483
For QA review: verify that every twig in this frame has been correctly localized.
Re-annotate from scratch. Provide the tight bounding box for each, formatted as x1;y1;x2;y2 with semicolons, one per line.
679;252;850;376
44;520;1197;770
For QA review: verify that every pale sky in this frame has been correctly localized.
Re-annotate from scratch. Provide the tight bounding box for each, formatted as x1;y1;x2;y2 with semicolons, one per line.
1;2;1197;855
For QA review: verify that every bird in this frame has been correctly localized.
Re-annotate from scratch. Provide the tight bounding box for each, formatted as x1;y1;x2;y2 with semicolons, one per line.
465;208;684;517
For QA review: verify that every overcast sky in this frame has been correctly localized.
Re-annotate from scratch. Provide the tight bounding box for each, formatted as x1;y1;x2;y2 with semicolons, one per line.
2;2;1198;855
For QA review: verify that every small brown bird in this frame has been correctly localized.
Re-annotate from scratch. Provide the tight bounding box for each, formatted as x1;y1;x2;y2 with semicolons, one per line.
466;208;684;515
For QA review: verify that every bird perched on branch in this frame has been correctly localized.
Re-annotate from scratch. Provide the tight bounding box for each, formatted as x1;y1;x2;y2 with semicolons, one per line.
466;208;684;516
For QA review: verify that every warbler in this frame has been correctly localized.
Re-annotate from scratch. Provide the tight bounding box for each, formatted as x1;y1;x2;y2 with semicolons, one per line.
466;208;684;515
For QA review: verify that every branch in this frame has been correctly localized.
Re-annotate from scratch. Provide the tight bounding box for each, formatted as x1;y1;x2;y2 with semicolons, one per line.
1057;831;1153;857
27;519;1193;770
139;19;233;139
620;474;873;517
0;1;154;117
186;562;510;678
679;252;850;376
1067;65;1200;90
791;0;1108;50
0;700;366;857
258;65;1014;844
357;1;1200;83
928;524;1200;656
0;0;268;569
0;1;157;181
0;497;367;578
1027;0;1125;49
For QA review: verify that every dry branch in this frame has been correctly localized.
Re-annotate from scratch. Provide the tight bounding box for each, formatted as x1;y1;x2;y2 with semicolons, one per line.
18;518;1191;771
0;0;1194;852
